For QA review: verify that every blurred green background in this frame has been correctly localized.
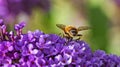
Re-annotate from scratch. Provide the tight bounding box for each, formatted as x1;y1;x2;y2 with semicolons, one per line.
6;0;120;55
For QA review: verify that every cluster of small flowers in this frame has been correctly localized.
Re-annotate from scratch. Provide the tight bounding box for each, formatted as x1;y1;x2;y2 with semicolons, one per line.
0;0;50;20
114;0;120;6
0;19;120;67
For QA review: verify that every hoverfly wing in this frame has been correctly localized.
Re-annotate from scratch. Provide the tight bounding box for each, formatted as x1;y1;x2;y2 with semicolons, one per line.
56;24;66;30
77;26;90;31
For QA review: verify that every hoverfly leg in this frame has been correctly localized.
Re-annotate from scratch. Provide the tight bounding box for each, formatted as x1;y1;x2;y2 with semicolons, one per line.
64;35;72;45
58;33;62;37
68;37;73;41
63;35;68;45
58;33;65;38
76;34;82;40
66;36;72;43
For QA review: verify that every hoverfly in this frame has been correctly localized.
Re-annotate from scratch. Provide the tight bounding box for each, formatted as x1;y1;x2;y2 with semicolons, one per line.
56;24;90;41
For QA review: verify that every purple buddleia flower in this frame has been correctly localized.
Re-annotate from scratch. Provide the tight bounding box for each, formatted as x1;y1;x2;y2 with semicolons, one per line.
114;0;120;7
0;0;51;21
0;19;120;66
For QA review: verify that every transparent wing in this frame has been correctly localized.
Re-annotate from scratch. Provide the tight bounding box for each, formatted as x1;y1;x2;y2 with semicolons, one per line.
78;26;91;31
56;24;66;30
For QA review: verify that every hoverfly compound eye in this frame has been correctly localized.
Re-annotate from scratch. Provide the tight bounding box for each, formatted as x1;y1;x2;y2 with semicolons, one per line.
70;29;77;36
